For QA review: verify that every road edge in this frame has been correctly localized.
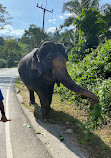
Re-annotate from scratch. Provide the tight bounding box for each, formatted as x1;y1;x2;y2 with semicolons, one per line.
15;85;87;158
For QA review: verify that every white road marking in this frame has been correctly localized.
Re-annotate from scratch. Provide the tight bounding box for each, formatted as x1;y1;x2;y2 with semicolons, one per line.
5;81;13;158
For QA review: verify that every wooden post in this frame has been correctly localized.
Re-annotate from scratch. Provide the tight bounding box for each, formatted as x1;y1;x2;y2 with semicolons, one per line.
36;3;53;31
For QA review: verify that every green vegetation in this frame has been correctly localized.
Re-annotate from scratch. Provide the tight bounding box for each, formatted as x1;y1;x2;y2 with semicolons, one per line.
62;0;99;27
74;8;106;48
55;40;111;129
0;25;50;68
0;37;28;67
1;0;111;156
16;79;111;158
0;3;12;29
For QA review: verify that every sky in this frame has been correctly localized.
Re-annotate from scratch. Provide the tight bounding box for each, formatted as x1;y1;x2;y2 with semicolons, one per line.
0;0;111;38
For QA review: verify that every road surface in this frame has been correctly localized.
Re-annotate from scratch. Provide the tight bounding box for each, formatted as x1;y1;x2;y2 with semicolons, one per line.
0;68;86;158
0;68;52;158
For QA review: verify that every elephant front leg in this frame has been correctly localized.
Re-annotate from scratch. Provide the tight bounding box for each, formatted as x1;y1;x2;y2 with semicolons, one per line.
29;90;35;104
41;97;51;120
38;92;52;120
35;85;54;120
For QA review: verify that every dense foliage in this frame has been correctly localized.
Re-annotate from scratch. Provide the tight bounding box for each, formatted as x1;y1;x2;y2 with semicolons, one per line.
74;8;107;48
62;0;99;27
55;40;111;128
0;37;28;67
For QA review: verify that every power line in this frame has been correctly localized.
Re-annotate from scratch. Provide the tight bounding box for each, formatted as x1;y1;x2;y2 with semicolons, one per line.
36;3;53;31
45;0;47;8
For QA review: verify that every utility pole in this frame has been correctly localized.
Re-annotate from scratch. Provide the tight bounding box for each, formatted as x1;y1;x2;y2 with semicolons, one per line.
36;3;53;31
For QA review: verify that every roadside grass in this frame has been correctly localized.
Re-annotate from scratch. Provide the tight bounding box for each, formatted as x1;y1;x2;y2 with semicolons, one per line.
15;78;111;158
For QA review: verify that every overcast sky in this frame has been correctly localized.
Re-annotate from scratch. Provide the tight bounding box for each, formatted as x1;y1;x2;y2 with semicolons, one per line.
0;0;110;37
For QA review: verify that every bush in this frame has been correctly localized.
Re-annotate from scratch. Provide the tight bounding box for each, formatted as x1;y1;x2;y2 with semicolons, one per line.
7;57;15;68
0;59;7;68
98;79;111;116
55;40;111;118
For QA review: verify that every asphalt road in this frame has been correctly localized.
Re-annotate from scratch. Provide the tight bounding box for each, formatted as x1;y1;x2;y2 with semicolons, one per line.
0;68;86;158
0;68;52;158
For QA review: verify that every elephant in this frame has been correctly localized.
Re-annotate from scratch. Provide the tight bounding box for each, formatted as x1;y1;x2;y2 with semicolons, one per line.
18;41;99;119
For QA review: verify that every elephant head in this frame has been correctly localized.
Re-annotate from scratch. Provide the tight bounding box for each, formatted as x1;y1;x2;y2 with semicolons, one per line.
32;41;99;103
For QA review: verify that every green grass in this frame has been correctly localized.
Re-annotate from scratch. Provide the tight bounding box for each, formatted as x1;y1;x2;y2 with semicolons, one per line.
15;78;111;158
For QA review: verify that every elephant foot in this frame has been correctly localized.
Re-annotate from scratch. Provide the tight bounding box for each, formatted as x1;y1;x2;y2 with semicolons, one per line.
34;111;51;122
34;105;51;122
41;108;51;122
34;106;42;120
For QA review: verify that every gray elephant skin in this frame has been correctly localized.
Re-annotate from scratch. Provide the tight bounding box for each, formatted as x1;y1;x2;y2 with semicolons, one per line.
18;41;99;119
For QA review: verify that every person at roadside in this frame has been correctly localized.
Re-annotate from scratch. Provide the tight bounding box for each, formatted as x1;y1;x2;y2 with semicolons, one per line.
0;89;8;122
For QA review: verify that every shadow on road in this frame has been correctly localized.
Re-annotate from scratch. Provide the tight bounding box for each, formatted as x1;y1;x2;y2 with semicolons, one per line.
33;103;111;158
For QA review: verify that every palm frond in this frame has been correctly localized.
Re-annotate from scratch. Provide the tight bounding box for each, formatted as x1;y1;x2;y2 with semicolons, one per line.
62;0;100;29
91;0;99;9
81;0;90;9
62;16;76;27
63;0;81;15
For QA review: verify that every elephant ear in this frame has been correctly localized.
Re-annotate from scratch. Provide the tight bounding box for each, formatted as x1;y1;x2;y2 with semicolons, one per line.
31;49;42;77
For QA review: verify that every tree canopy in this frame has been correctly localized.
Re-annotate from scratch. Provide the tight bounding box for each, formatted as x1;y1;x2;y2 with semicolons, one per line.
21;24;49;51
0;3;12;29
62;0;100;27
74;8;107;48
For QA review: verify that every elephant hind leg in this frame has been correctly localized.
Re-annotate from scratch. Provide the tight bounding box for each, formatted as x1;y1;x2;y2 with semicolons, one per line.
29;90;35;104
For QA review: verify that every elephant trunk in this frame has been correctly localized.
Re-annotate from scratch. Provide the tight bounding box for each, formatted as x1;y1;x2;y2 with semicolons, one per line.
52;57;99;102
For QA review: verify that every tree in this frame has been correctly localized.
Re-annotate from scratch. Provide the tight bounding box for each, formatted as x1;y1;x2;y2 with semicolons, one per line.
0;37;28;68
50;28;61;42
0;36;5;59
21;25;49;51
0;36;5;46
62;0;99;27
17;42;29;57
59;29;75;54
49;28;76;54
0;3;12;29
0;59;7;68
100;4;111;39
74;8;106;48
3;39;22;67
